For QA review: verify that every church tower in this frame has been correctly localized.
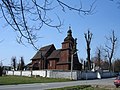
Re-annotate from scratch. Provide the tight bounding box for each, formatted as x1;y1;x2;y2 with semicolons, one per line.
62;26;74;50
57;27;75;70
58;26;82;70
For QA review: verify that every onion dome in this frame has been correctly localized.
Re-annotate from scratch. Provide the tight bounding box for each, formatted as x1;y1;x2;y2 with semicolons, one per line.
64;26;74;42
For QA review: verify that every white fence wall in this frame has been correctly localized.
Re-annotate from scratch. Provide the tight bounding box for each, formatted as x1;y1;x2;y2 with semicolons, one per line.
6;70;115;80
14;71;21;75
80;71;97;80
7;71;14;75
49;70;77;80
32;70;46;77
21;71;31;77
101;72;115;78
7;70;50;77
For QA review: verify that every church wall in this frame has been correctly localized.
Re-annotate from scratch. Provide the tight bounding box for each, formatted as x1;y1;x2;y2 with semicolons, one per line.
48;59;56;69
56;64;69;70
62;42;69;49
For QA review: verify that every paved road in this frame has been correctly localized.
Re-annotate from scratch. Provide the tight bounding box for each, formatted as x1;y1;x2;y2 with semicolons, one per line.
0;78;116;90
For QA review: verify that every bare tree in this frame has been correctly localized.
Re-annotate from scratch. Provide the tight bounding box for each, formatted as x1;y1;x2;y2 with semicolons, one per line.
19;57;25;70
113;58;120;72
0;0;95;49
97;48;101;68
0;61;3;76
0;67;3;76
101;60;109;70
11;56;17;71
84;30;93;70
17;57;25;76
95;47;103;69
92;46;105;71
104;30;117;71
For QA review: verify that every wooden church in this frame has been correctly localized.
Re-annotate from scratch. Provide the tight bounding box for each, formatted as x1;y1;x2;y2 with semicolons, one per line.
31;27;82;70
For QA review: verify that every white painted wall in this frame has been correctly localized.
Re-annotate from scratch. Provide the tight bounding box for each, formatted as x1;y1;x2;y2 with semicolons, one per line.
80;71;97;80
32;70;46;77
21;71;31;77
101;72;115;78
49;70;77;80
6;70;115;80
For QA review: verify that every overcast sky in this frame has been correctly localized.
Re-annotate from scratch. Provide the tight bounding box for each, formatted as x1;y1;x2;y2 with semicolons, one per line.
0;0;120;66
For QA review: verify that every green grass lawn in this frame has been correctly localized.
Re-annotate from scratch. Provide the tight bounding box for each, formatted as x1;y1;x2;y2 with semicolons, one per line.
0;76;119;90
0;75;70;85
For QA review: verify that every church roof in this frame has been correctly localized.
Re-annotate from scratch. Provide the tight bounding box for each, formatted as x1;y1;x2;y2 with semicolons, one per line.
47;49;61;59
31;44;55;60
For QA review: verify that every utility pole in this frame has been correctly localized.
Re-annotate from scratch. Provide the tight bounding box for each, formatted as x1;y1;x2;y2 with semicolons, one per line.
70;38;77;80
70;53;73;80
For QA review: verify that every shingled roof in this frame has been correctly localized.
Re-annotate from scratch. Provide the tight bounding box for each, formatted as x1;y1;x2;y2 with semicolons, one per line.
31;44;55;60
47;49;61;59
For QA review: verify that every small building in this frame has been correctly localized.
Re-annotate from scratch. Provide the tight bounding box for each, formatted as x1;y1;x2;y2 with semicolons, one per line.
31;27;82;70
3;66;12;70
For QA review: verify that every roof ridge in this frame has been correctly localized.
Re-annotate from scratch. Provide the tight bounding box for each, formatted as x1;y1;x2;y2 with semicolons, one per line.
40;44;54;49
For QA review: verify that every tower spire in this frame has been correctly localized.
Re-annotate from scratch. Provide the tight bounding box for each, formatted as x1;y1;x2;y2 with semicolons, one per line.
67;26;72;36
64;26;74;42
69;26;71;30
